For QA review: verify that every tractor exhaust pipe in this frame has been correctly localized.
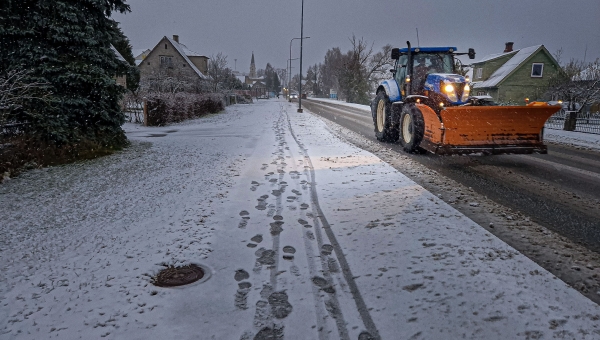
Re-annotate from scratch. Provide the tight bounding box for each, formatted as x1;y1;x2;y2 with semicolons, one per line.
406;41;412;96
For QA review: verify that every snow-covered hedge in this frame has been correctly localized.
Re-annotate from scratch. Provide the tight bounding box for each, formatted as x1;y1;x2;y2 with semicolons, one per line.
146;93;225;126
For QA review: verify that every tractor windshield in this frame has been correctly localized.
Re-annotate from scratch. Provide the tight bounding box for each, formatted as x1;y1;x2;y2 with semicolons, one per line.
413;53;454;74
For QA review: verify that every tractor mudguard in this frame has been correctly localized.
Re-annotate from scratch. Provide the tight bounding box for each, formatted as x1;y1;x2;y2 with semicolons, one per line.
380;79;401;102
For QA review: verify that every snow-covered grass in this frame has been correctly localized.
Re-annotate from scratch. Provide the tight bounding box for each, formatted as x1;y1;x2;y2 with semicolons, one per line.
1;99;598;339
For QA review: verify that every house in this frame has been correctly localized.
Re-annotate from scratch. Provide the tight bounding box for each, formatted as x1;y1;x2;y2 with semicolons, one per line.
110;45;128;88
471;42;561;103
132;49;151;66
138;35;209;86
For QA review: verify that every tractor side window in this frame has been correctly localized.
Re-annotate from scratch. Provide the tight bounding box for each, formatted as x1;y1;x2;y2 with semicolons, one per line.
396;55;408;85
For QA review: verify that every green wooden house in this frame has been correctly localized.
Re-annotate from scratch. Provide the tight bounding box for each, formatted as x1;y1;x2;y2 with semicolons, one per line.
471;43;561;103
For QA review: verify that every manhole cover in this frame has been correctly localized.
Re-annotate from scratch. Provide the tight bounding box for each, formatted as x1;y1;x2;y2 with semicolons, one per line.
152;264;206;287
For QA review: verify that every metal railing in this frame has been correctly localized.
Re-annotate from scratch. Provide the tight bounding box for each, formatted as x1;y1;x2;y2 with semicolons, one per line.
545;109;600;134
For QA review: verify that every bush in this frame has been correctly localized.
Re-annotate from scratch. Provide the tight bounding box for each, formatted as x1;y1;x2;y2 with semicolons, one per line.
0;136;122;181
146;93;225;126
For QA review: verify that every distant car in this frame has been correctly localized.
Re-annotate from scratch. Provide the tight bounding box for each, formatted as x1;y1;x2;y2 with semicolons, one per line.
290;93;298;99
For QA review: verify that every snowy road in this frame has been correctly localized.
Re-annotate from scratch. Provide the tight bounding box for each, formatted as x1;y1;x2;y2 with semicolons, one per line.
1;100;599;339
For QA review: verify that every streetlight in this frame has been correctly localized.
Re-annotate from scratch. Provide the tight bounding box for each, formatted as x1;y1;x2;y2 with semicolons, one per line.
289;36;310;102
297;0;305;113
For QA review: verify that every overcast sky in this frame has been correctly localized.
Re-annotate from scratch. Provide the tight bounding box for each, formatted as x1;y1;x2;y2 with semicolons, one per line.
114;0;600;75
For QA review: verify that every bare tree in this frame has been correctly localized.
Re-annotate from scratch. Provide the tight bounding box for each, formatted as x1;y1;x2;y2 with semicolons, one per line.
547;57;600;112
207;52;230;92
275;68;287;90
0;70;50;126
316;36;394;104
320;47;343;96
140;69;193;93
366;44;394;92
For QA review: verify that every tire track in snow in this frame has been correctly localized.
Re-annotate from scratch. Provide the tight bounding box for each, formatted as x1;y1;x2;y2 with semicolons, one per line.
283;105;381;340
276;105;335;340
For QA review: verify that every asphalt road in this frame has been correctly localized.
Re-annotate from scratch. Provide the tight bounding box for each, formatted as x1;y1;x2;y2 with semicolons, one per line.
302;99;600;254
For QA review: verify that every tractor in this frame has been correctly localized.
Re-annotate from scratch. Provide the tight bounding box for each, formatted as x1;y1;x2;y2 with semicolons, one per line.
372;41;561;155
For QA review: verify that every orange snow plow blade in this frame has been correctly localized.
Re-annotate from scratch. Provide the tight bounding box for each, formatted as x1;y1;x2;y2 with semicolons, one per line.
416;103;561;155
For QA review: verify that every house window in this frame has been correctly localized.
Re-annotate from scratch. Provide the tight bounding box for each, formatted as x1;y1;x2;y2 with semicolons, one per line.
477;91;486;96
160;56;173;68
165;44;168;49
475;68;483;79
531;63;544;77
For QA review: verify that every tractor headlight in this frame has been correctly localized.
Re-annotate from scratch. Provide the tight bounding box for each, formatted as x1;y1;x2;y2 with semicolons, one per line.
461;84;471;102
442;82;458;102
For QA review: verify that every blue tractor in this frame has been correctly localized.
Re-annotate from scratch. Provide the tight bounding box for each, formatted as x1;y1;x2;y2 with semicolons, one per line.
372;41;560;155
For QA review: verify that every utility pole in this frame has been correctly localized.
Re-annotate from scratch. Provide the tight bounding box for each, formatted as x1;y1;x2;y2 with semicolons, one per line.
297;0;305;113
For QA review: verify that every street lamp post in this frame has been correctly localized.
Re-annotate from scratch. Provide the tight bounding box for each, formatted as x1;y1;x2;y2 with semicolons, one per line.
289;36;310;102
298;0;305;113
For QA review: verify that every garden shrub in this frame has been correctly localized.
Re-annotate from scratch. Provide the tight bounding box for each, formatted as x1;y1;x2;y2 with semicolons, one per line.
146;93;225;126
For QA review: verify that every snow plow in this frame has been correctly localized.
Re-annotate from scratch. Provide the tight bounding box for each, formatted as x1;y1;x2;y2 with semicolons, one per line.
372;42;561;155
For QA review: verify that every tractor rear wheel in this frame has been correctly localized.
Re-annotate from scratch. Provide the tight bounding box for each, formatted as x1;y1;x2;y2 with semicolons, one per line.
399;103;425;153
372;92;398;142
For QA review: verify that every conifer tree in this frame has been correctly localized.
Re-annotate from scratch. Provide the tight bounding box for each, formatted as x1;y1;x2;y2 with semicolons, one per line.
0;0;132;147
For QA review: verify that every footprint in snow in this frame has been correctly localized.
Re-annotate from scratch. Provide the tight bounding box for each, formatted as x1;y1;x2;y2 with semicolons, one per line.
321;244;333;256
234;269;250;282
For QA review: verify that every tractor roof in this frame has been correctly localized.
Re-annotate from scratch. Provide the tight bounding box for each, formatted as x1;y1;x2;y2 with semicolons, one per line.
398;47;458;53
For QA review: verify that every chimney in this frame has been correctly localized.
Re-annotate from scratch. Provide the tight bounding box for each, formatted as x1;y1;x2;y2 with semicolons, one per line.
173;35;179;43
504;42;514;53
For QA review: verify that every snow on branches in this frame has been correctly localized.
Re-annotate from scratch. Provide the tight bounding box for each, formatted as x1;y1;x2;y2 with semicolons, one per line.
0;70;50;126
547;52;600;112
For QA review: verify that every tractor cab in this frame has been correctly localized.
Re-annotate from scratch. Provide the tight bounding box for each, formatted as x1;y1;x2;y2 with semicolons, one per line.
391;45;474;106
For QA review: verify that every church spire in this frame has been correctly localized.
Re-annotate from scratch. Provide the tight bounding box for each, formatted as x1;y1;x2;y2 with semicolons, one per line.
249;51;256;78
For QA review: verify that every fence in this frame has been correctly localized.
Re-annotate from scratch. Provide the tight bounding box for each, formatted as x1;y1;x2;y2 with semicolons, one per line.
1;122;30;141
545;109;600;134
235;88;268;100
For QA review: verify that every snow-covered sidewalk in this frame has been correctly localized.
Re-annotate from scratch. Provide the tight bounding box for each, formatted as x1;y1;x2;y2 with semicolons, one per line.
1;99;599;339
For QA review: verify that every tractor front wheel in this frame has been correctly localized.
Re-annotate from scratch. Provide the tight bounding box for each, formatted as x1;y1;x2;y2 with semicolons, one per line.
399;103;425;153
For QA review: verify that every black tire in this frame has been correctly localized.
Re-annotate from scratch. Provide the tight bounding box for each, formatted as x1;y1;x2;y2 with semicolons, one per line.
399;103;425;153
372;92;399;142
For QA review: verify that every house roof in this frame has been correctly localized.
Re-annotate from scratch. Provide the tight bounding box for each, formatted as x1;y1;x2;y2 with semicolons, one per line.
164;36;208;79
110;45;127;63
235;75;246;84
473;45;542;88
575;63;600;81
132;49;151;60
474;50;516;64
167;38;208;58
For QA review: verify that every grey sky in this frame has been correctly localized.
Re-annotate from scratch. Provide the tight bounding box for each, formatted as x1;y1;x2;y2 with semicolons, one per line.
114;0;600;75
